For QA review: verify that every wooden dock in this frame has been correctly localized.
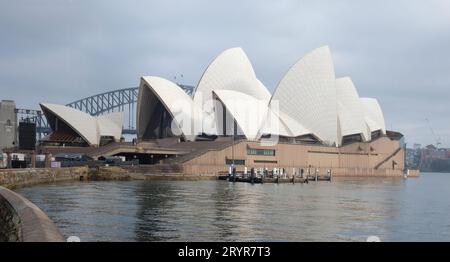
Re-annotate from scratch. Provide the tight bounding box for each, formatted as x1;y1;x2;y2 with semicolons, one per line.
306;174;333;181
218;174;331;184
218;167;333;184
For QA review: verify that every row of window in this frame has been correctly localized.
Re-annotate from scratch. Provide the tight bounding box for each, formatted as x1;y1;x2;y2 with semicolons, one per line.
247;148;276;156
224;159;278;165
225;159;245;165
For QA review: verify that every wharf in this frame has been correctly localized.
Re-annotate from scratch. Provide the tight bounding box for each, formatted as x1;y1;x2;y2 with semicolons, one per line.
219;174;331;184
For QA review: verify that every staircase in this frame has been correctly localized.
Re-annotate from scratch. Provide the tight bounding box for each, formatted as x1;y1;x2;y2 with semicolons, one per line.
374;147;402;169
162;138;240;164
88;138;241;174
87;142;135;158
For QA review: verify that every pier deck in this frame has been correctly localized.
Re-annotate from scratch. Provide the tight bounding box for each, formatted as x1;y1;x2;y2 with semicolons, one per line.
219;174;331;184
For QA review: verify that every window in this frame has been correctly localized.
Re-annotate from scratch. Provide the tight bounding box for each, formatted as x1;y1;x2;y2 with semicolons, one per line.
225;159;245;165
6;119;11;126
247;148;275;156
254;160;278;164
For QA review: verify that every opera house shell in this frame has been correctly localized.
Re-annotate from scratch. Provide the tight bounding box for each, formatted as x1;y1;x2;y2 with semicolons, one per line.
137;46;386;147
37;46;404;176
39;103;123;147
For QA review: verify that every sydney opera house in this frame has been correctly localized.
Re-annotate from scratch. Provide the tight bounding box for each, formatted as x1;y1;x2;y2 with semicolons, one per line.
39;46;405;176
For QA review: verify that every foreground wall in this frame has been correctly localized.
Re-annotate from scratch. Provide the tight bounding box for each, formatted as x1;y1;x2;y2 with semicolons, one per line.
182;136;405;177
0;166;88;188
0;186;64;242
0;167;87;241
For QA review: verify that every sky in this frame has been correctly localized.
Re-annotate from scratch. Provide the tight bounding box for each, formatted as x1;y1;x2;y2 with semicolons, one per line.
0;0;449;147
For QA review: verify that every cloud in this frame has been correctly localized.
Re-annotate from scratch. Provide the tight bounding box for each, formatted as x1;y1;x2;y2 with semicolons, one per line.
0;0;449;146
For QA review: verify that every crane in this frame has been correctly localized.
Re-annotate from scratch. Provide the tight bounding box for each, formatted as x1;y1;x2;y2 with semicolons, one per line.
425;118;441;148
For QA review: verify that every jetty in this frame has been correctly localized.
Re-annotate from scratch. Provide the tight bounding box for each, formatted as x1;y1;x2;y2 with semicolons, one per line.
218;170;332;184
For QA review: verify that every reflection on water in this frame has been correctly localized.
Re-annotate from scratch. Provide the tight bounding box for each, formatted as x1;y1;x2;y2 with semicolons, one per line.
15;173;450;241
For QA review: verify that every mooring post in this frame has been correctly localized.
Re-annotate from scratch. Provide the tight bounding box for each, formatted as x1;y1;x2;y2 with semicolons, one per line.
31;151;36;168
44;153;52;168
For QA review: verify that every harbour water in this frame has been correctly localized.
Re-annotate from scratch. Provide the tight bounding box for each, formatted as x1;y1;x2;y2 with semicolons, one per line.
15;172;450;242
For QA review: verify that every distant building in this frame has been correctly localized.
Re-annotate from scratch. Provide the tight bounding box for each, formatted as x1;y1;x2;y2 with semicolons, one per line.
416;144;450;171
0;100;17;150
406;148;415;168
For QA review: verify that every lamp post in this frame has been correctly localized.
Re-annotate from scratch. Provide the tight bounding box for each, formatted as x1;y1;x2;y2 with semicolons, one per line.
232;121;235;166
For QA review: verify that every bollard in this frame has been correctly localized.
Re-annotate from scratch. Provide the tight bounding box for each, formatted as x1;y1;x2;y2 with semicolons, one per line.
31;151;36;168
44;153;53;168
6;152;12;169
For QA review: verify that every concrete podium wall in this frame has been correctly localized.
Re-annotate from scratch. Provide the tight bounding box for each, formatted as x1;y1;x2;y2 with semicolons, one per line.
0;186;64;242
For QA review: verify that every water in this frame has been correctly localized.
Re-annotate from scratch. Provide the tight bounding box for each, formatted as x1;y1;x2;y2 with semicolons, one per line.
15;173;450;242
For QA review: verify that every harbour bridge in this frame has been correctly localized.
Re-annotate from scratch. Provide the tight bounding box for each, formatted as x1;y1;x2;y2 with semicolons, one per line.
16;84;194;140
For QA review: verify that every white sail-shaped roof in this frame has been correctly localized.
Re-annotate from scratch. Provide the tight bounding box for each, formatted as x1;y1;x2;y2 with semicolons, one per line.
40;103;123;146
272;111;310;137
270;46;338;145
192;47;271;137
97;112;123;141
336;77;370;142
256;79;272;104
138;76;200;141
193;47;270;109
40;103;98;145
134;46;388;147
212;90;291;140
360;97;386;134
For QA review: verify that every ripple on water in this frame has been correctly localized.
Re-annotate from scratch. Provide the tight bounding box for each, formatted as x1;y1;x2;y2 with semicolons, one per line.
14;173;450;241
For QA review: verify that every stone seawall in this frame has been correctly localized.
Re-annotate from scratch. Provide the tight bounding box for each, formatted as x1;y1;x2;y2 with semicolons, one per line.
0;167;88;189
331;167;403;177
0;186;64;242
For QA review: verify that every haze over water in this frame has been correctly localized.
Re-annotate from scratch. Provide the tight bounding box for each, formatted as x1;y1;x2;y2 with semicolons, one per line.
16;173;450;241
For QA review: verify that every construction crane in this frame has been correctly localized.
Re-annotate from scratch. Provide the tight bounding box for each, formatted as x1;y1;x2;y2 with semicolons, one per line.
425;118;441;148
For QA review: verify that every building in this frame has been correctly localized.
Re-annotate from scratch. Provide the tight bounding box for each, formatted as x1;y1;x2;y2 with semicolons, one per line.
0;100;17;150
39;103;123;147
133;46;405;176
137;46;387;146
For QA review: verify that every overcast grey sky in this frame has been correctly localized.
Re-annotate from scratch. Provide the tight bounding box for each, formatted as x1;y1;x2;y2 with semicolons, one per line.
1;0;449;147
